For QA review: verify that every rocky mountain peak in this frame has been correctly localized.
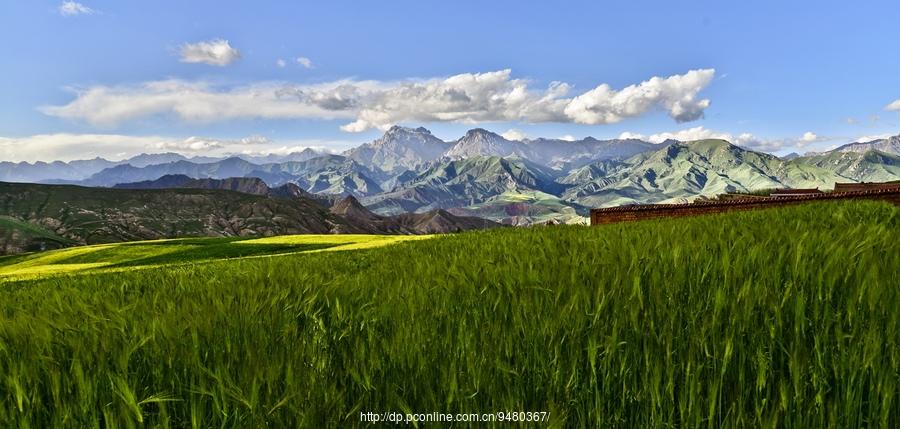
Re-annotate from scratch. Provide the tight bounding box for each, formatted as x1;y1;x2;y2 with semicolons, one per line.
444;128;527;159
383;125;436;139
330;195;385;224
832;134;900;156
344;125;449;172
462;128;503;141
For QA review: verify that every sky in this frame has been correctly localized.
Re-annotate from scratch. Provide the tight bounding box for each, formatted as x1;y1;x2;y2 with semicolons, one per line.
1;0;899;162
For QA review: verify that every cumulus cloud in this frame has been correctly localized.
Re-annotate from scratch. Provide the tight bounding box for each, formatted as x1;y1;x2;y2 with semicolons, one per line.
156;135;272;151
630;126;731;144
179;39;240;66
795;131;829;148
564;69;715;124
558;134;577;141
58;1;94;16
276;59;287;68
43;69;716;132
886;100;900;111
156;137;224;152
41;79;361;127
296;57;314;69
500;129;528;141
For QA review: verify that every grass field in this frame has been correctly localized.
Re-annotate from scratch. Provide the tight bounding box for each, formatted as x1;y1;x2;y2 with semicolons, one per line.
0;200;898;427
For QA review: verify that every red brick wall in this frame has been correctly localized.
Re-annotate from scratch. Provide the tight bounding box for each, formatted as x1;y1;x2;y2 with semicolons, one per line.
833;182;900;193
590;188;900;225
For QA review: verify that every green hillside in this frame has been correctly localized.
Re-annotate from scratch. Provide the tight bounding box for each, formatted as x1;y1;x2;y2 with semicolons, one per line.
563;139;851;206
0;215;75;254
448;190;588;225
363;155;561;215
0;200;898;427
791;150;900;183
0;182;353;246
0;234;429;281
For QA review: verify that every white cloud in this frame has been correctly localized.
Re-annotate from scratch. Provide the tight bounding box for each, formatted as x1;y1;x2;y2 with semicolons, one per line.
276;59;287;68
617;131;646;140
156;137;224;152
296;57;314;69
558;134;577;141
500;129;528;141
0;133;289;162
41;79;361;127
564;69;715;124
179;39;240;66
238;135;270;145
0;134;175;162
58;1;94;16
43;69;716;132
795;131;830;148
854;133;891;143
886;100;900;111
156;135;273;151
640;126;731;144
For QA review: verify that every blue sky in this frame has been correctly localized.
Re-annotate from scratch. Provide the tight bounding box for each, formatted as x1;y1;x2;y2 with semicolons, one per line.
1;0;899;161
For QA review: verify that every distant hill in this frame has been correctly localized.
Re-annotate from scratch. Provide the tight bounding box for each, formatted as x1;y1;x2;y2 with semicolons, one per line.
0;150;327;184
0;182;354;248
330;195;499;233
81;155;387;197
79;157;263;187
361;155;564;215
115;175;271;195
113;175;500;233
561;139;853;207
114;174;335;206
0;181;500;254
0;158;122;183
793;150;900;183
0;215;75;254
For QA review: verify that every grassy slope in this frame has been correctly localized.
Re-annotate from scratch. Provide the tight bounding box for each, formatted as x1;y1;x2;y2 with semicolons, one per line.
0;181;351;246
0;215;75;254
564;140;898;207
0;235;428;281
0;200;898;427
451;190;588;225
792;150;900;183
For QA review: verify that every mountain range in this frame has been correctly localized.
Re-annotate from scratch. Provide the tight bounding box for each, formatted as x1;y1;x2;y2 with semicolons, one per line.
2;126;900;226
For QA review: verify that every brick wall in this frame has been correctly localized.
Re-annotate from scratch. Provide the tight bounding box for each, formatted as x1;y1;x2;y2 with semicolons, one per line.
833;182;900;193
590;187;900;225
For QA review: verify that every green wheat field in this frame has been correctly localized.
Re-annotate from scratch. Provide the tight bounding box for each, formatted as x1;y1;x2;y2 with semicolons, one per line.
0;200;898;427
